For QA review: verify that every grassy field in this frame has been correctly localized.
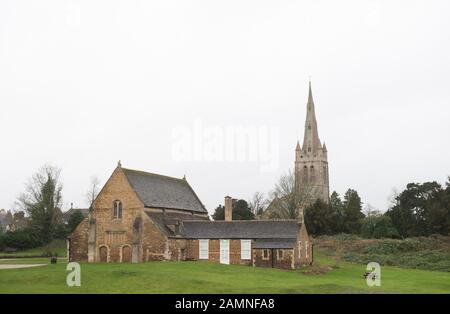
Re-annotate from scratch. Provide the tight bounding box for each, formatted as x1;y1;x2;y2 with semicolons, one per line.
1;253;450;294
0;239;67;258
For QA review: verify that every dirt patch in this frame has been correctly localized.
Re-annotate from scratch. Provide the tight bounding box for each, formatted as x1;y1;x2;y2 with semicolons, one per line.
301;265;333;275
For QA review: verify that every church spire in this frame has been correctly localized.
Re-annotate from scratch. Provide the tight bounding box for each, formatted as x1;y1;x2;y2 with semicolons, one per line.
302;80;322;154
307;80;314;105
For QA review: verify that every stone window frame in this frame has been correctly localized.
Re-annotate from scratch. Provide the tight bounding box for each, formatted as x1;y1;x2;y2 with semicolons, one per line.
298;241;302;258
276;249;284;260
305;240;309;258
199;239;209;260
262;249;270;260
112;200;123;219
240;240;251;260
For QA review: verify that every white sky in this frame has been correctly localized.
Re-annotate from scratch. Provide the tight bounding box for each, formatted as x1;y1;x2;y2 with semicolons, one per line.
1;0;449;215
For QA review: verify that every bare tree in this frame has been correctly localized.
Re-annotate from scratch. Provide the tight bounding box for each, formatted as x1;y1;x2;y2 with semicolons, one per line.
16;164;63;241
248;192;268;216
363;203;381;217
85;176;100;208
263;169;313;219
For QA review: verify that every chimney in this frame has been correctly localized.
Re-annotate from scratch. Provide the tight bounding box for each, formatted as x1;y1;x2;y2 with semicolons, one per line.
224;196;232;221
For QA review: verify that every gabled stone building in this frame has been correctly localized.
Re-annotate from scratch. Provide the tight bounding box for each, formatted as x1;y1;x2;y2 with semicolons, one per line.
68;164;313;269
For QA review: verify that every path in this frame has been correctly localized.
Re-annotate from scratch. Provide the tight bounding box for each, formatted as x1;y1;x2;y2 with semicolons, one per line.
0;264;47;269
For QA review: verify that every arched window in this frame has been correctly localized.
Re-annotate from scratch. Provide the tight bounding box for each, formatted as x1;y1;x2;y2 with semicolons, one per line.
310;165;315;181
113;200;122;219
303;165;308;183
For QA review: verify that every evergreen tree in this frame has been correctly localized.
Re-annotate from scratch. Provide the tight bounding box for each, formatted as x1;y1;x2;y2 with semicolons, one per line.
212;200;255;220
67;210;85;234
329;191;345;233
304;199;334;235
343;188;364;234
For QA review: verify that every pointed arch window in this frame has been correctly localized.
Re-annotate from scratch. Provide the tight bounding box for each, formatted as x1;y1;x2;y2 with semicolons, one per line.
113;200;123;219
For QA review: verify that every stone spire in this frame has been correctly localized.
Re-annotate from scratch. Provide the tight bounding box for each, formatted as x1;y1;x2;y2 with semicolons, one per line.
302;81;322;154
294;81;330;204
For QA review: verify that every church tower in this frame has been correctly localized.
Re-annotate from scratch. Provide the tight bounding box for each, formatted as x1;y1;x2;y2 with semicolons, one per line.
295;81;329;204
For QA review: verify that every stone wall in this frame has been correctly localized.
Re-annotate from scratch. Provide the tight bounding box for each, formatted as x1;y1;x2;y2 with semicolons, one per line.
253;249;294;270
68;217;89;262
91;166;144;262
294;223;313;267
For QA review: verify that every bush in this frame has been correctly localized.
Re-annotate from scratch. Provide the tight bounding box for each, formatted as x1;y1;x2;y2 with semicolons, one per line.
0;234;5;251
2;229;44;250
360;215;399;239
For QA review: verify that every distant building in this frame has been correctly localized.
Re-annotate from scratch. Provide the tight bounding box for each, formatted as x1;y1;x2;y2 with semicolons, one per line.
294;81;330;203
62;205;89;224
0;209;28;233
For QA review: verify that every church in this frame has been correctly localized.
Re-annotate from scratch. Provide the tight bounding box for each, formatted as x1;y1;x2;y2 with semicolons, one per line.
68;83;328;269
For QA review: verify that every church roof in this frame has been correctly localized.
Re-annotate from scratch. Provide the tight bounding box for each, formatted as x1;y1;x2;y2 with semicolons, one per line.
122;168;207;213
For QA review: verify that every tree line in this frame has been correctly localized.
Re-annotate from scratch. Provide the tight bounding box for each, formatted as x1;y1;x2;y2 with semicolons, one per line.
0;165;99;251
213;171;450;239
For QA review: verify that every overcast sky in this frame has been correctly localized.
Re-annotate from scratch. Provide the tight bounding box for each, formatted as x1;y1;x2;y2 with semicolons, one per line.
1;0;449;215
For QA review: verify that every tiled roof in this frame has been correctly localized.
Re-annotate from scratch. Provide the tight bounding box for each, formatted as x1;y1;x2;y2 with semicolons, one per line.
145;211;209;236
123;168;207;213
62;208;89;221
179;220;300;239
253;238;297;249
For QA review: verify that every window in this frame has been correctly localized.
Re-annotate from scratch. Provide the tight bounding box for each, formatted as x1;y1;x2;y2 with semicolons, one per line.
199;239;209;260
262;249;270;260
113;200;122;219
298;241;302;258
240;240;251;260
277;249;284;260
305;241;309;258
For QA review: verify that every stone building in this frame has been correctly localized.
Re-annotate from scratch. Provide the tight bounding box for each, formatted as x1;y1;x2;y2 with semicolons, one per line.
295;81;330;204
68;163;313;269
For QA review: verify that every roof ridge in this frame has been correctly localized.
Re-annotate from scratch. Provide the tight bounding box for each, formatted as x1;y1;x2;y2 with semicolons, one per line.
122;167;185;182
184;219;297;223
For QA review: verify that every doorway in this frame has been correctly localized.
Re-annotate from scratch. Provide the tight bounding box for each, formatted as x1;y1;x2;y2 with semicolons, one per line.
220;240;230;264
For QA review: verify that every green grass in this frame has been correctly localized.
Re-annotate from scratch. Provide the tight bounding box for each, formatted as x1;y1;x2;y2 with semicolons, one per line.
0;239;67;258
1;253;450;294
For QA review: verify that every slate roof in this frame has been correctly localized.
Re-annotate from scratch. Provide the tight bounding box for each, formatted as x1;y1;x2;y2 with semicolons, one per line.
145;212;300;248
253;238;297;249
179;220;300;239
122;168;207;213
62;208;89;222
145;211;209;236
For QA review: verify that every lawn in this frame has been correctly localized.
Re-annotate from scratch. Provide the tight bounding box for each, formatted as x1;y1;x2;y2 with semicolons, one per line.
0;239;67;258
1;253;450;293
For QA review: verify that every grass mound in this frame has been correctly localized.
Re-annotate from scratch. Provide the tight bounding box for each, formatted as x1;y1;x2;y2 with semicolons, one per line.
315;235;450;272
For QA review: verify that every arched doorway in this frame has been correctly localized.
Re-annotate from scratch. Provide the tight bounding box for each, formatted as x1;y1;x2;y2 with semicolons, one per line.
99;246;108;262
122;245;132;262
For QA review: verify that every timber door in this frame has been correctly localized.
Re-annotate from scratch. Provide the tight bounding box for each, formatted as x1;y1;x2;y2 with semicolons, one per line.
122;246;132;262
99;246;108;262
220;239;230;265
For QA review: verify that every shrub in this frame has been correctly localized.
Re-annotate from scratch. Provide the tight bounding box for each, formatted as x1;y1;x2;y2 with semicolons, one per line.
0;234;5;251
2;228;44;250
360;215;399;239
